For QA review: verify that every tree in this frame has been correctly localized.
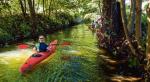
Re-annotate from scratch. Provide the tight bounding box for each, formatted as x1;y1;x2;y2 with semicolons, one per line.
43;0;45;15
146;3;150;80
120;0;136;55
127;0;136;35
135;0;142;45
18;0;27;18
27;0;37;37
101;0;114;33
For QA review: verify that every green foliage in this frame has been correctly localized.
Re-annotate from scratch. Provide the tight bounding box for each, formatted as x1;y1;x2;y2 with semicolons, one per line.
56;12;74;25
142;13;148;29
128;56;140;68
0;0;95;46
0;12;75;45
144;3;149;10
0;28;12;43
19;22;31;36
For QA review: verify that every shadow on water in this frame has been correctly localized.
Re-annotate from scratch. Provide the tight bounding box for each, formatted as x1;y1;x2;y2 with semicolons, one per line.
0;24;104;82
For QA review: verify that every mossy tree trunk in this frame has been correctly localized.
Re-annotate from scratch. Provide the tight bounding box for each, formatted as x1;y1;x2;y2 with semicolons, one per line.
97;0;114;45
102;0;113;29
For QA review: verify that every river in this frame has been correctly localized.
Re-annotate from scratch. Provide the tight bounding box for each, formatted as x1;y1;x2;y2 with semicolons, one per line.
0;24;105;82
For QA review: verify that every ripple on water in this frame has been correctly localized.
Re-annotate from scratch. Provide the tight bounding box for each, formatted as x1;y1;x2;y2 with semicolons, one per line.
0;49;32;58
0;59;9;64
0;49;32;66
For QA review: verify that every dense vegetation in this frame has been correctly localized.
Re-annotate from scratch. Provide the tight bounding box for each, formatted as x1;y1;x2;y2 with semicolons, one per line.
96;0;150;81
0;0;97;47
2;0;150;81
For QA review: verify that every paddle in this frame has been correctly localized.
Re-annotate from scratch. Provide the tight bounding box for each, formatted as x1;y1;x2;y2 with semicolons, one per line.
17;42;72;49
18;44;29;49
61;42;72;47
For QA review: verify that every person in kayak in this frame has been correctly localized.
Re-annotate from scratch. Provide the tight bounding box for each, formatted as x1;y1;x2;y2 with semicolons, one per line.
32;35;48;57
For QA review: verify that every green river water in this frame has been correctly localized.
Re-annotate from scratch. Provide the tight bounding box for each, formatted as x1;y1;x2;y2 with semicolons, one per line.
0;24;104;82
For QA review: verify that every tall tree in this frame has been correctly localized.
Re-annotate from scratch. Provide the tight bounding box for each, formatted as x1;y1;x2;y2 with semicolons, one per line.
24;0;27;13
36;0;41;13
127;0;136;35
135;0;142;45
27;0;37;37
101;0;114;32
48;0;53;16
146;3;150;80
120;0;136;55
43;0;45;15
18;0;27;18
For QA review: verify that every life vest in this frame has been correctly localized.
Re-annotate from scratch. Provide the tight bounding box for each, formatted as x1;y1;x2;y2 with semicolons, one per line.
35;43;48;52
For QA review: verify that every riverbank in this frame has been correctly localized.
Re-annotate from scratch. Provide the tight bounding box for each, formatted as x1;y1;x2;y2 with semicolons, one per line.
0;13;78;47
98;48;144;82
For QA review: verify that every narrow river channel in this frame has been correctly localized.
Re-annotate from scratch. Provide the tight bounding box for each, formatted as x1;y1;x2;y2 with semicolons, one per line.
0;24;105;82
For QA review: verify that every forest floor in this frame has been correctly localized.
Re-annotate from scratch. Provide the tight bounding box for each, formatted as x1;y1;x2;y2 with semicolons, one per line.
98;48;144;82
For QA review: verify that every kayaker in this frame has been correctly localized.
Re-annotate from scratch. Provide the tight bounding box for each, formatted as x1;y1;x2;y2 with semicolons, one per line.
32;35;48;57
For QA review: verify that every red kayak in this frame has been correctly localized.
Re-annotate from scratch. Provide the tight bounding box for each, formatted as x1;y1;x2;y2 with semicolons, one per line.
19;40;58;74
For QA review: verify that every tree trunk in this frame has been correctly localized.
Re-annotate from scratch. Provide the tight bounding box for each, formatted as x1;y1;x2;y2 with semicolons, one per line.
112;2;124;36
96;0;115;47
48;0;52;16
98;0;102;14
27;0;37;38
37;0;40;12
24;0;26;13
43;0;45;15
120;0;136;55
101;0;114;34
32;0;35;10
45;0;47;15
135;0;142;45
146;3;150;81
18;0;27;18
127;0;136;35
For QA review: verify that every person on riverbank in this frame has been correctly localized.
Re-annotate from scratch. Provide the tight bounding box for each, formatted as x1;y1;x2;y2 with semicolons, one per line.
32;35;48;57
94;21;98;29
91;20;95;29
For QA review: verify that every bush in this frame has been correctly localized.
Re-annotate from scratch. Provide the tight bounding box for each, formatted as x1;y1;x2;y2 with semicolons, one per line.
0;28;12;44
0;12;76;46
19;22;31;37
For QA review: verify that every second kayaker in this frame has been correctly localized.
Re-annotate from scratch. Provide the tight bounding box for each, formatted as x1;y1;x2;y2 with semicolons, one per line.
32;35;48;57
